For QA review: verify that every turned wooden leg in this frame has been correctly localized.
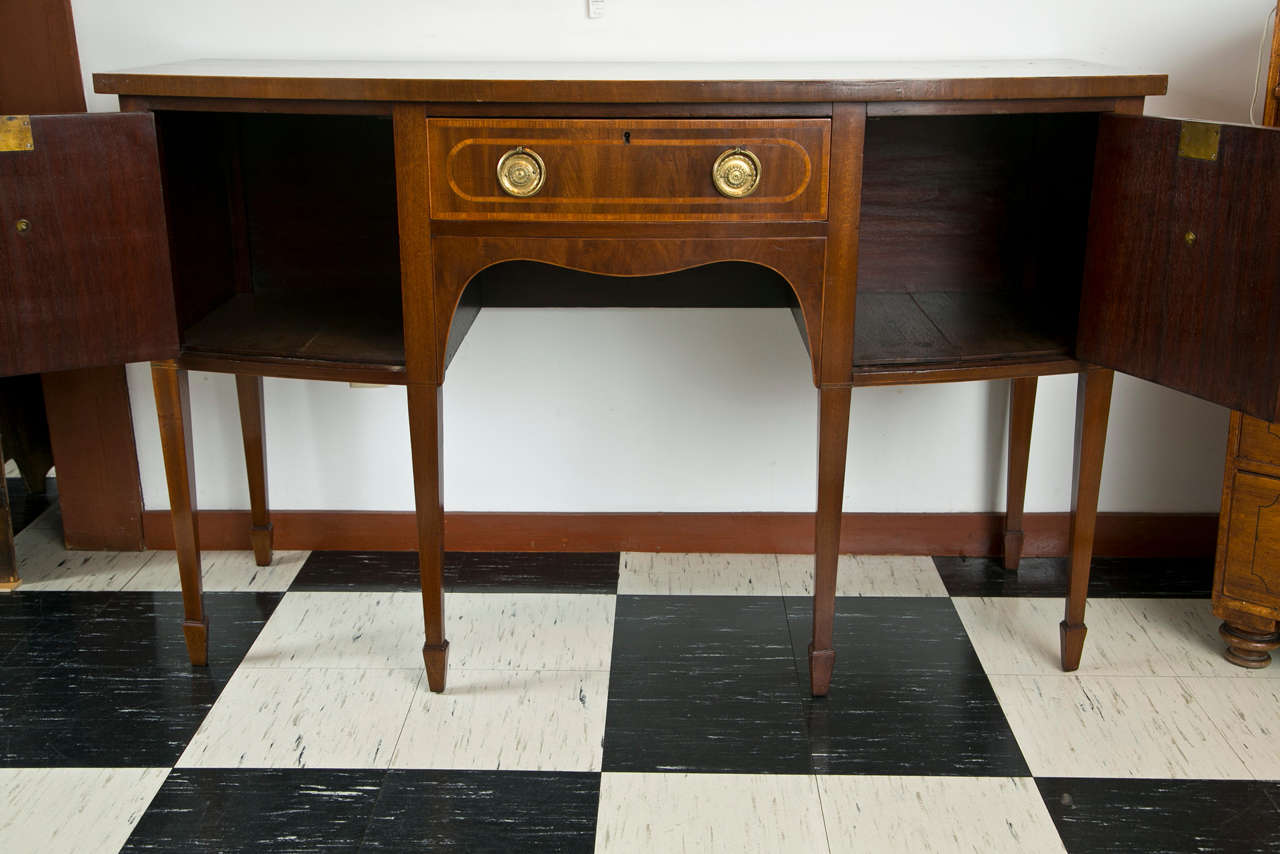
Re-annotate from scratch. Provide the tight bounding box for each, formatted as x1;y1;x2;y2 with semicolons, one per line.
1219;609;1280;669
810;385;851;697
151;360;208;666
0;433;19;591
1061;367;1113;672
408;382;448;692
1003;376;1037;570
235;374;273;566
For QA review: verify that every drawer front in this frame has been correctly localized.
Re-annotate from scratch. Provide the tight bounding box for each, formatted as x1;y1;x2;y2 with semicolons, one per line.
1239;415;1280;471
1221;470;1280;611
427;118;830;222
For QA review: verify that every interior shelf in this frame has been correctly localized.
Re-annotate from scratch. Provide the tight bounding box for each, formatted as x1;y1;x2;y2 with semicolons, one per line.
852;290;1073;375
181;290;406;379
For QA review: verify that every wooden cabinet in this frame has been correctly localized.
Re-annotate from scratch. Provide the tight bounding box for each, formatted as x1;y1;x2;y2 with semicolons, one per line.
11;59;1278;693
1214;414;1280;666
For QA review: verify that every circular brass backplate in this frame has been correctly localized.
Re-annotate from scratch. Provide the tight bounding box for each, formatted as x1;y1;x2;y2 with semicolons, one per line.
496;146;546;197
712;147;761;198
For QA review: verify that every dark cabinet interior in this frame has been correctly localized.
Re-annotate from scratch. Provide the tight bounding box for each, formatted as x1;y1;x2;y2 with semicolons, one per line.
854;112;1099;377
154;111;405;377
148;108;1113;385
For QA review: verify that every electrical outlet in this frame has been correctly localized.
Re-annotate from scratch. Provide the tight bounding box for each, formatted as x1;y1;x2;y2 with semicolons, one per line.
588;0;605;19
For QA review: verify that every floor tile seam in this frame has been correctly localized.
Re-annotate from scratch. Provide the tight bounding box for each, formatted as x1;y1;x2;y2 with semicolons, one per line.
810;776;836;854
231;663;615;673
379;670;426;805
1171;672;1268;781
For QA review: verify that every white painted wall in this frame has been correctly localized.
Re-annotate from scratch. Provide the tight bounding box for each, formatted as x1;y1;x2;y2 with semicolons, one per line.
71;0;1274;515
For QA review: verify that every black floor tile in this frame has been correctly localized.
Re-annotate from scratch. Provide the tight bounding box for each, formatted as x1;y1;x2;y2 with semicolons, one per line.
291;550;619;593
122;769;384;853
122;769;600;854
0;592;280;766
362;770;599;852
0;663;228;766
604;594;1027;776
1038;777;1280;854
4;591;281;669
604;595;808;774
782;595;1027;775
800;670;1029;776
934;556;1212;598
782;596;986;676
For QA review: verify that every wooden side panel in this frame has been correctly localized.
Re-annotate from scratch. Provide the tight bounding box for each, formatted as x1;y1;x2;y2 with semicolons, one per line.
0;113;178;376
1240;414;1280;471
0;0;85;115
428;118;829;221
1221;471;1280;612
1078;115;1280;420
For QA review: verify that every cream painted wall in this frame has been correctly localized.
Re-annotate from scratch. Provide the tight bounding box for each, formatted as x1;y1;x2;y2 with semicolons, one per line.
72;0;1273;514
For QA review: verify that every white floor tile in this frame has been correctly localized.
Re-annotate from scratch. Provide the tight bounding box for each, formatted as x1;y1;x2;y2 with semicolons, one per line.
0;767;168;854
1121;599;1279;678
619;553;783;595
817;776;1065;854
177;667;421;769
241;591;426;669
1178;678;1280;778
445;592;615;670
779;554;948;597
14;522;156;591
595;772;829;854
391;668;609;772
123;549;308;592
955;597;1171;676
990;674;1250;779
242;591;614;671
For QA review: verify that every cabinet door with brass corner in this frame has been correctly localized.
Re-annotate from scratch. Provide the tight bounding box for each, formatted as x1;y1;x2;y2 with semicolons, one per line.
0;113;177;377
1076;115;1280;421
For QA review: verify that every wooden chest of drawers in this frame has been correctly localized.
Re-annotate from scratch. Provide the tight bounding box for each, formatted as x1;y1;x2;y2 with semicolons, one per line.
1215;413;1280;666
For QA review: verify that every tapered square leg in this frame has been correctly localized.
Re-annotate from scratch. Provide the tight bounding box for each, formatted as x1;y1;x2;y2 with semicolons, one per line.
152;360;208;666
1060;367;1113;672
235;374;273;567
408;383;448;693
811;385;851;696
1003;376;1037;570
0;433;18;591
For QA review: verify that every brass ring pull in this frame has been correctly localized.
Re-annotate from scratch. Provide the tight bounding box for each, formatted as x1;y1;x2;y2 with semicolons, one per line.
712;147;761;198
496;146;546;197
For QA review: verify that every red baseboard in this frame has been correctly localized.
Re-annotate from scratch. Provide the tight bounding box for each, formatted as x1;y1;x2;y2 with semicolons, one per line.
139;509;1217;558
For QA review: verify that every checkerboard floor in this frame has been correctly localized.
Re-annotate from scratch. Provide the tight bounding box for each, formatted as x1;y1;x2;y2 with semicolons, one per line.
4;505;1280;853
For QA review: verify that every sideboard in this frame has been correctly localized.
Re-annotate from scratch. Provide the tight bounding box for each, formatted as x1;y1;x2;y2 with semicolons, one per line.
8;59;1277;693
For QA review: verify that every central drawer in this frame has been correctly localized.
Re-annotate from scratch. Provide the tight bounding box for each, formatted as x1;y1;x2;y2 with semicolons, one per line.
427;118;830;222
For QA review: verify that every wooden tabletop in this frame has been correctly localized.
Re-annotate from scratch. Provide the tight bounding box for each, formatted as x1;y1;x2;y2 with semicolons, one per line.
93;59;1168;104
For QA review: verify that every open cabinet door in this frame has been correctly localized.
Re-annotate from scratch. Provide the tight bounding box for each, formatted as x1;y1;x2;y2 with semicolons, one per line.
0;112;177;378
1077;114;1280;422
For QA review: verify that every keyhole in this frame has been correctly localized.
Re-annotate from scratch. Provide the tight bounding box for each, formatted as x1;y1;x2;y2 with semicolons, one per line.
623;131;631;144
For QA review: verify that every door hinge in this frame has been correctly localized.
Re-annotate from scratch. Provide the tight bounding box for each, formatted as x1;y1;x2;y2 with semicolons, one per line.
0;116;33;152
1178;121;1220;162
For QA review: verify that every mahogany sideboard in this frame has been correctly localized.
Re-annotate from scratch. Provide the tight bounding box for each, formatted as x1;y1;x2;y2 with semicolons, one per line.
7;59;1276;694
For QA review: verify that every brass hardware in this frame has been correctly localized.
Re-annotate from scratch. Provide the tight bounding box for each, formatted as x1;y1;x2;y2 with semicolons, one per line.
1178;121;1220;161
14;218;30;234
496;146;546;197
712;147;761;198
1185;230;1197;246
0;115;33;152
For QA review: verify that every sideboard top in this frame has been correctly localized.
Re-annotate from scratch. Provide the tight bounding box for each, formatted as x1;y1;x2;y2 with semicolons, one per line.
93;59;1167;104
